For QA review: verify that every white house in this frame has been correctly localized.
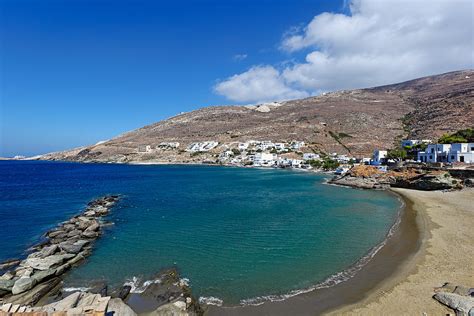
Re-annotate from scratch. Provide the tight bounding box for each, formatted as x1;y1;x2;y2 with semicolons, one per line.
158;142;180;149
256;141;275;151
290;141;305;150
187;141;219;152
253;153;277;167
238;142;249;151
303;153;320;161
372;150;387;165
274;143;286;151
401;139;432;147
418;143;474;163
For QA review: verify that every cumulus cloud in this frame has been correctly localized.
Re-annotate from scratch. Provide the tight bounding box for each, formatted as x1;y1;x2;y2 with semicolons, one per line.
215;0;473;103
213;65;309;103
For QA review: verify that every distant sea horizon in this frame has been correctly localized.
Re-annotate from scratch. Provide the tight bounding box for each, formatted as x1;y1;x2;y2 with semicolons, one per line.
0;161;401;305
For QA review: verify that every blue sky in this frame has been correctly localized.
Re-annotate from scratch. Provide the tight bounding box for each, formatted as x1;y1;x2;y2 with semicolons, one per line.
1;0;472;156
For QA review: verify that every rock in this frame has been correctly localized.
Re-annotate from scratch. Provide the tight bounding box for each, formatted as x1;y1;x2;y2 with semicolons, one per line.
67;229;82;238
59;241;85;254
454;285;472;296
107;298;137;316
464;178;474;187
31;268;56;283
117;285;132;300
2;277;61;306
15;267;33;278
54;262;71;276
0;259;21;271
62;224;76;232
76;219;92;230
435;282;458;293
47;230;66;238
82;230;99;238
34;244;59;258
41;291;82;312
1;271;15;280
24;254;75;270
434;292;474;316
0;279;15;291
84;210;96;217
152;301;189;316
85;221;100;232
12;277;36;295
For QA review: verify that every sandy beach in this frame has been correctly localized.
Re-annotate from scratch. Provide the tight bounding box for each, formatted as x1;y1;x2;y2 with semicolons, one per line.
332;188;474;315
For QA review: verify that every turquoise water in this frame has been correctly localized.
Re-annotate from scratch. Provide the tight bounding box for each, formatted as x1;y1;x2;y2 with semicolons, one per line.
0;161;400;305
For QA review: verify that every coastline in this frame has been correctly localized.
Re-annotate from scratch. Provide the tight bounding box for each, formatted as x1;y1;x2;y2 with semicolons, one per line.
330;187;474;315
204;189;419;315
205;188;474;315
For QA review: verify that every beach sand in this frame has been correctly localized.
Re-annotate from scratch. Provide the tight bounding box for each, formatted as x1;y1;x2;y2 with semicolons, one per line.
332;188;474;315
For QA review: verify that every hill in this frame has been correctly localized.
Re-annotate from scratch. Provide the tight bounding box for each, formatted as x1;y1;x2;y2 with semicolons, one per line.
41;70;474;163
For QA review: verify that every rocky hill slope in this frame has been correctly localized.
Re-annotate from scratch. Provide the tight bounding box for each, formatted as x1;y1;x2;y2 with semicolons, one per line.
41;70;473;163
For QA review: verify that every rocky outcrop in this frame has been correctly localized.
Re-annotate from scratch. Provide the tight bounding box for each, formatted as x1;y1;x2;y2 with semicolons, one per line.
329;165;464;191
0;195;119;305
434;282;474;316
0;291;136;315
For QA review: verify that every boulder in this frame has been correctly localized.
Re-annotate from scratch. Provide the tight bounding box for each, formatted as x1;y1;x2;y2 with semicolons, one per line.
0;279;15;291
82;230;99;238
34;244;59;258
54;262;71;276
117;285;132;300
47;230;66;239
464;178;474;187
24;254;75;270
107;298;137;316
434;292;474;316
76;220;92;230
59;241;85;254
12;277;36;295
31;268;56;283
0;259;21;271
84;221;100;232
67;229;82;238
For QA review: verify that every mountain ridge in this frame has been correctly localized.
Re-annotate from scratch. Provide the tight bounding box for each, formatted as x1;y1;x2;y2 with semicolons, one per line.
41;70;474;163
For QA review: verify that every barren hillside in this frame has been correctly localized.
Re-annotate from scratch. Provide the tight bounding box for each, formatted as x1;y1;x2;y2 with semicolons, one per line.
41;70;473;163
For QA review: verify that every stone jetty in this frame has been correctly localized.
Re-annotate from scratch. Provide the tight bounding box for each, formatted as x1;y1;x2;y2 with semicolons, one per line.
0;195;120;306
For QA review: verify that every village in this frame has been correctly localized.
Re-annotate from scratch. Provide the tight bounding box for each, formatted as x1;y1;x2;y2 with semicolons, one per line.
135;131;474;176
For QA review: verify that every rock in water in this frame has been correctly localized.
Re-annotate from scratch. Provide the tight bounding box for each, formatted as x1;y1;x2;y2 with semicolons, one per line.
0;279;15;291
108;298;137;316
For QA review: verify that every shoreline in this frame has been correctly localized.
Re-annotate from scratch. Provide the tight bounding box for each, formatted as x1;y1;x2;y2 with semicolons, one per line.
330;187;474;315
204;189;420;315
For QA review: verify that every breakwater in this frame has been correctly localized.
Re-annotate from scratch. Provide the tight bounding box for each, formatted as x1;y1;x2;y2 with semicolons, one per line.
0;195;119;306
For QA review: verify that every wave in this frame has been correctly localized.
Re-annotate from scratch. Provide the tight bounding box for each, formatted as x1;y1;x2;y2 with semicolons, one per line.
123;276;190;294
63;287;91;292
199;296;224;306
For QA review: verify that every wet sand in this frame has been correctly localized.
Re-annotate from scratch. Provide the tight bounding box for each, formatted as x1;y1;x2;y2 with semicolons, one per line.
205;188;474;315
205;190;421;315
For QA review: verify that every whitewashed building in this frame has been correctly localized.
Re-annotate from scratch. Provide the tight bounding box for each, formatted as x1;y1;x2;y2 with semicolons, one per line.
303;153;320;161
290;141;305;150
274;143;286;151
238;142;249;151
186;141;219;152
158;142;180;149
418;143;474;163
372;150;387;165
253;153;277;166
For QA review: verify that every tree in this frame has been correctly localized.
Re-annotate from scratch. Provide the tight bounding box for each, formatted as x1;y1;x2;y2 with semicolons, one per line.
386;148;407;160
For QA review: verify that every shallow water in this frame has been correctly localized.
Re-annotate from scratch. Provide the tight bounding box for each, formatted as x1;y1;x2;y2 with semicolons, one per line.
0;161;400;304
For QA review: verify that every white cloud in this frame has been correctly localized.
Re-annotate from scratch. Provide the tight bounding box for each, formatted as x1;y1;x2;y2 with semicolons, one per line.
214;65;309;103
215;0;474;102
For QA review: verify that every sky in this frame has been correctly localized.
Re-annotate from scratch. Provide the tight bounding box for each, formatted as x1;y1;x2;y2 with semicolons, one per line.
1;0;473;157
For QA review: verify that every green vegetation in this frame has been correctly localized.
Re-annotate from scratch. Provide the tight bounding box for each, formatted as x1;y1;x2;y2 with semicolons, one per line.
307;158;340;170
328;131;351;153
190;151;205;157
438;128;474;144
231;148;241;155
386;148;407;160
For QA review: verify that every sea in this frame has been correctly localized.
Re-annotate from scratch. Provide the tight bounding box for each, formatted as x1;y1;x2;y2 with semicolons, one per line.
0;161;401;305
